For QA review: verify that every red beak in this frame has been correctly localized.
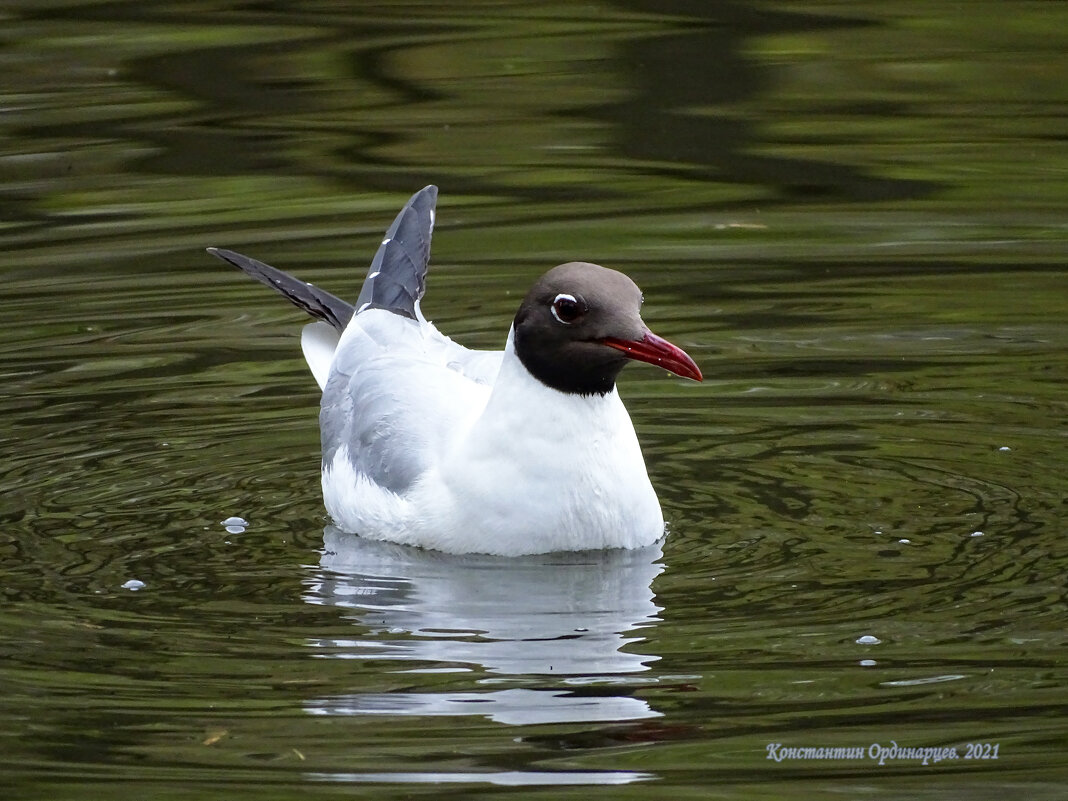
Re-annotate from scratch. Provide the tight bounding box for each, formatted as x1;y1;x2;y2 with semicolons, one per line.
602;328;703;381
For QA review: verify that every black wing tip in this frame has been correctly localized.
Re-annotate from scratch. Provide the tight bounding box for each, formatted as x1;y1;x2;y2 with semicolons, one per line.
207;245;354;332
355;185;440;319
405;185;438;218
206;246;269;278
206;246;244;267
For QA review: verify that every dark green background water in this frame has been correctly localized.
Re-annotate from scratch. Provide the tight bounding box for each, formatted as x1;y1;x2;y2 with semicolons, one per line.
1;1;1065;798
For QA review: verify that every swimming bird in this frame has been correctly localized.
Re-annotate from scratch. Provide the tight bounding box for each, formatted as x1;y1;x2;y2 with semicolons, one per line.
208;185;701;555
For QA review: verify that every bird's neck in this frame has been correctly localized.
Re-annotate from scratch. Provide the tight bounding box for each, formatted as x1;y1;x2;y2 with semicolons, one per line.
476;333;628;440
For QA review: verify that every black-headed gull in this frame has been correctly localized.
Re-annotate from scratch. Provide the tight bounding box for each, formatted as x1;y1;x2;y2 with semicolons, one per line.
209;185;701;555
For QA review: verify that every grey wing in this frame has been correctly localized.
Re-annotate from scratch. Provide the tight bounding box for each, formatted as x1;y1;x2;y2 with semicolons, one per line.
320;312;500;494
355;185;437;320
208;247;354;332
209;184;438;329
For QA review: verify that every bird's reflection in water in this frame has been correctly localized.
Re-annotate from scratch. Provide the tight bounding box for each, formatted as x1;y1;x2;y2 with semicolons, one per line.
302;527;666;725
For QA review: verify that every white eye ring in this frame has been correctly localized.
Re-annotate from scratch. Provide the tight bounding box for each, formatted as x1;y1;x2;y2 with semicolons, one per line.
551;293;582;324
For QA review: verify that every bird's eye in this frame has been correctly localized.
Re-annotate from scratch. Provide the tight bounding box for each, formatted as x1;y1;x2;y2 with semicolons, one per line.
550;293;583;324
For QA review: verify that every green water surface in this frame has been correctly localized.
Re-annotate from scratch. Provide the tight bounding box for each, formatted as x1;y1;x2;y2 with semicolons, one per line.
1;2;1065;799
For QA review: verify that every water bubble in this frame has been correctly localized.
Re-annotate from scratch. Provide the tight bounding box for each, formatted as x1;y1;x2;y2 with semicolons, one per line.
998;446;1011;452
898;538;911;544
970;530;984;537
856;635;881;645
859;659;877;667
221;516;248;534
121;579;145;591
